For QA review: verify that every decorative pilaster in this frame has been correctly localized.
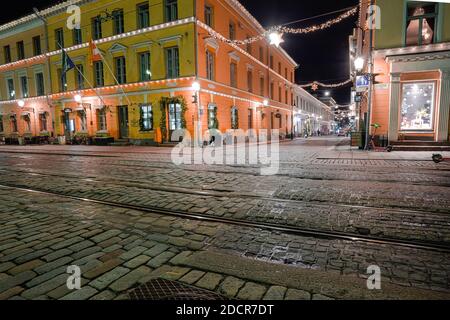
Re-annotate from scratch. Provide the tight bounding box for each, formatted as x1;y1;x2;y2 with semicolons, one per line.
388;73;401;142
437;70;450;142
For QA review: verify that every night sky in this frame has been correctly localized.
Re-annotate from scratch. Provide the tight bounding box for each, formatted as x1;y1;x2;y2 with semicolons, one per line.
1;0;359;104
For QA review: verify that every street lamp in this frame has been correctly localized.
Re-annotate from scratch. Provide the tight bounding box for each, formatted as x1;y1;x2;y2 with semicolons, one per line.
263;99;269;106
324;91;330;97
18;100;25;108
74;94;82;103
192;81;201;92
354;57;365;72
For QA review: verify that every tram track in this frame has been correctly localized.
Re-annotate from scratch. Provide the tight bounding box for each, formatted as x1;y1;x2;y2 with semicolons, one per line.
0;166;449;217
0;183;449;254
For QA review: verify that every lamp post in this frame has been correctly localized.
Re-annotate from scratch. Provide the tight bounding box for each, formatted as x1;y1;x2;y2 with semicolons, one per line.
192;81;201;147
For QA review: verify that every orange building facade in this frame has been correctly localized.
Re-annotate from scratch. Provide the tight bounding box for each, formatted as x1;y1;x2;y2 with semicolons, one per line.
0;0;297;146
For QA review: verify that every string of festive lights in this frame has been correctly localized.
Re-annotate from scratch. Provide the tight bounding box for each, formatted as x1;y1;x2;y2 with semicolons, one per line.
299;79;353;91
207;6;359;47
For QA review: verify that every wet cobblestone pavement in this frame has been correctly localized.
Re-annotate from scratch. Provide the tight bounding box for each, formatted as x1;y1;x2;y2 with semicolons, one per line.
0;138;450;300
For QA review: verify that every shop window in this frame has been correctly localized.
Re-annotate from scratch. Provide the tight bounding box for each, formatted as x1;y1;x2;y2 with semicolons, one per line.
97;108;107;131
406;2;438;46
39;113;48;132
140;104;153;131
400;82;435;131
231;107;238;129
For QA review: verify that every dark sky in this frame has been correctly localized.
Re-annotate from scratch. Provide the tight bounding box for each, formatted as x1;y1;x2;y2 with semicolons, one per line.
1;0;358;104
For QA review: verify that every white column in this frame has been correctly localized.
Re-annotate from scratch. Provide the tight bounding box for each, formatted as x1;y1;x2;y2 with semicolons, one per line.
437;70;450;142
388;73;401;142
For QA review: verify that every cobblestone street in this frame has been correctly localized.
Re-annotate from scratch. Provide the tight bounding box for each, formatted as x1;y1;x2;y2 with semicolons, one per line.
0;137;450;300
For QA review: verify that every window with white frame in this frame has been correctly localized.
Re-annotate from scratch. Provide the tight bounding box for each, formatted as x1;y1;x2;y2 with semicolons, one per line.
400;82;435;131
206;50;215;81
97;108;107;131
406;2;438;46
140;104;153;131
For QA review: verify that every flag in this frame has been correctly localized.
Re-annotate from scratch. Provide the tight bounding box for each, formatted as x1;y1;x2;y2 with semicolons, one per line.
89;40;102;66
62;50;75;76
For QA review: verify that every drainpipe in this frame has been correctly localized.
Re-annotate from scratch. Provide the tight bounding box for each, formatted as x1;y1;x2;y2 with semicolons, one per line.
364;0;375;150
33;8;55;137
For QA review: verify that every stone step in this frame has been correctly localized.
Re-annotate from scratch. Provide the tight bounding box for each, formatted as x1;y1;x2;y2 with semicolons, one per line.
392;145;450;152
392;141;450;146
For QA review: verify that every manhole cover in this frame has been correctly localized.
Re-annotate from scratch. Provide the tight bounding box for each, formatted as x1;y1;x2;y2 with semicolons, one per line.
128;278;229;300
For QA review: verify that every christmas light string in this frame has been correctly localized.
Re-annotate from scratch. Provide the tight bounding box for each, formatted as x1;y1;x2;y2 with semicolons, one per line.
299;79;353;91
207;6;359;46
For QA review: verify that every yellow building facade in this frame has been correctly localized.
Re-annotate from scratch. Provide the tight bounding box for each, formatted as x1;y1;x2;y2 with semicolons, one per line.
0;0;297;145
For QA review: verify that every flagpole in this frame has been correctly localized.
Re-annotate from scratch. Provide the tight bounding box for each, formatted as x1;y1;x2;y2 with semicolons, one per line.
98;51;133;107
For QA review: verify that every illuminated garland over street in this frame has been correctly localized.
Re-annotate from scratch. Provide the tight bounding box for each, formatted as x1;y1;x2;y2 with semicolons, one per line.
207;6;359;46
300;79;353;91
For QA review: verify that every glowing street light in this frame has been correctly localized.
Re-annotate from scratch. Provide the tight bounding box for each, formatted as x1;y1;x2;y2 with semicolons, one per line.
74;94;82;103
354;57;365;72
324;91;330;97
18;100;25;107
269;31;284;47
192;81;201;92
263;99;269;106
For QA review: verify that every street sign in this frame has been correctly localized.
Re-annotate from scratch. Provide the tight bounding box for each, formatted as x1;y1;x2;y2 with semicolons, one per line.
356;75;370;92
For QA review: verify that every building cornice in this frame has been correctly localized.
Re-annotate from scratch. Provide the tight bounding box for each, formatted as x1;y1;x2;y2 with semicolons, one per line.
374;42;450;59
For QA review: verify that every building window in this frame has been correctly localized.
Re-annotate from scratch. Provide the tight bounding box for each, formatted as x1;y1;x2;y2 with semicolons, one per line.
206;50;215;81
278;62;281;74
0;116;3;133
76;64;84;90
406;2;438;46
55;28;64;49
4;45;11;63
165;47;179;79
230;62;237;88
20;76;28;98
165;0;178;22
205;5;214;27
231;107;239;129
113;9;125;35
400;82;435;131
260;77;264;96
246;35;252;54
259;47;264;63
168;103;182;131
39;113;48;131
139;52;151;81
139;105;153;131
57;68;67;92
270;55;274;69
23;114;31;132
17;41;25;60
270;82;274;99
208;103;218;129
278;86;282;102
11;115;18;132
97;108;107;131
92;17;102;40
94;61;104;87
285;89;288;104
35;73;45;96
248;109;253;129
137;2;150;29
78;111;87;131
229;22;236;41
247;69;253;93
73;28;82;45
33;36;42;56
115;56;127;84
7;78;15;100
